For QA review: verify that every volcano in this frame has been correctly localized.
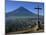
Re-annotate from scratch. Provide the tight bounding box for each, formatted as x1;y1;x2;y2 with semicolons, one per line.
6;7;37;17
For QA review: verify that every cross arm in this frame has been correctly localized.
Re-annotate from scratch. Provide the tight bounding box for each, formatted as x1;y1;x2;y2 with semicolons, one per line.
35;8;42;9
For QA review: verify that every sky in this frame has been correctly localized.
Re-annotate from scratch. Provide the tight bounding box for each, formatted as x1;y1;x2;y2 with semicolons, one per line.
5;0;44;16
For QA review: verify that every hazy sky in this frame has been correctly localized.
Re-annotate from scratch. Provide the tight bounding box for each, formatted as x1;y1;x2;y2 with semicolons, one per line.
5;0;44;15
